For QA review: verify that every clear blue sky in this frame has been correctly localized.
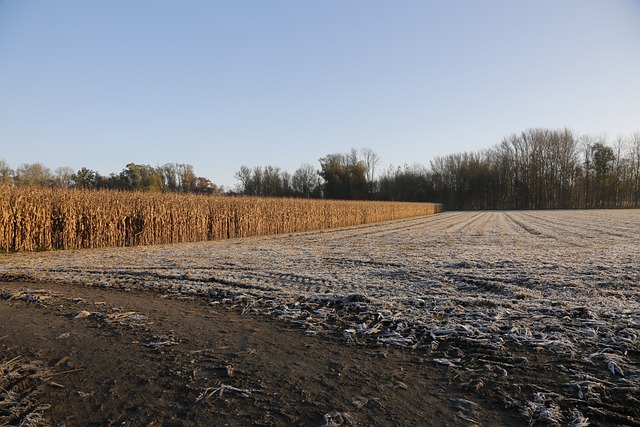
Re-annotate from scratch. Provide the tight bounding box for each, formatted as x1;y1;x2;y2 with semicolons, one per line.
1;1;639;189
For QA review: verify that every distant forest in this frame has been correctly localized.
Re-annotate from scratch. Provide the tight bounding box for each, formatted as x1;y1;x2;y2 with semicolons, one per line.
2;128;640;210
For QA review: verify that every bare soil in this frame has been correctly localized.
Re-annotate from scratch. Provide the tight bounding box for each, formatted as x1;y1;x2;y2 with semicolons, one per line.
0;281;524;427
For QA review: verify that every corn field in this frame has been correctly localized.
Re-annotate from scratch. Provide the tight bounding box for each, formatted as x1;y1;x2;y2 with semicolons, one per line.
0;185;443;252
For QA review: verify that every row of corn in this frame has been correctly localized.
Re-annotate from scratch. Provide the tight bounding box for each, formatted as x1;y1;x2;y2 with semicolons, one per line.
0;185;443;252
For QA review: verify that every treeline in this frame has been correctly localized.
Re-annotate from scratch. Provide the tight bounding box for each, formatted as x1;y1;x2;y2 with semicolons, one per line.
233;149;438;202
0;162;221;194
3;128;640;209
234;129;640;209
431;129;640;209
233;148;380;200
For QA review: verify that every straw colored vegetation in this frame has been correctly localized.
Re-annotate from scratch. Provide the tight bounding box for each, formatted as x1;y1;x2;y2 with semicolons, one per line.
0;185;442;252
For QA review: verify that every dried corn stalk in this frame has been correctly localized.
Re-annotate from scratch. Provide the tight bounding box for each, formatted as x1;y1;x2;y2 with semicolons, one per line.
0;185;443;252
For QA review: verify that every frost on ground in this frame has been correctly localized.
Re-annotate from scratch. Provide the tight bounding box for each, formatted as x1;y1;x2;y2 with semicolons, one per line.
2;210;639;425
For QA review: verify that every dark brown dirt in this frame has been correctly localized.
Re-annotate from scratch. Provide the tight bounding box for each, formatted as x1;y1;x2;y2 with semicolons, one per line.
0;281;527;427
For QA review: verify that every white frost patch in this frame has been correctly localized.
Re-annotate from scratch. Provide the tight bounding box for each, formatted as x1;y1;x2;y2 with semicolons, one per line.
2;209;639;423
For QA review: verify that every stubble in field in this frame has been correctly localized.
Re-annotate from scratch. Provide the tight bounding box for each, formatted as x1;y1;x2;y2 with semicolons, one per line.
1;210;638;426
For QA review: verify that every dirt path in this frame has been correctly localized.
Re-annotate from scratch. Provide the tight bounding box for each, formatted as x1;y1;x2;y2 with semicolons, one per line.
0;281;524;427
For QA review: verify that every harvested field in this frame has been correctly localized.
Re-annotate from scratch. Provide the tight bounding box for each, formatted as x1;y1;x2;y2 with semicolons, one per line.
1;210;639;426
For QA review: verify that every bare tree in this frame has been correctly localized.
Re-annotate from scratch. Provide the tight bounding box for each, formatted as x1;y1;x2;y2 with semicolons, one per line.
280;171;292;196
361;148;380;195
262;165;283;197
15;163;52;187
234;165;252;194
53;166;75;188
0;159;14;185
176;164;196;192
292;163;320;198
629;132;640;206
158;163;179;191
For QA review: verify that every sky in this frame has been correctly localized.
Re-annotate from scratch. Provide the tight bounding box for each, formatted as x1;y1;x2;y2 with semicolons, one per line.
1;1;639;189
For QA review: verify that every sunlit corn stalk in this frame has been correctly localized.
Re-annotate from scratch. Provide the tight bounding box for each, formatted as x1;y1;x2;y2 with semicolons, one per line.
0;184;443;252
